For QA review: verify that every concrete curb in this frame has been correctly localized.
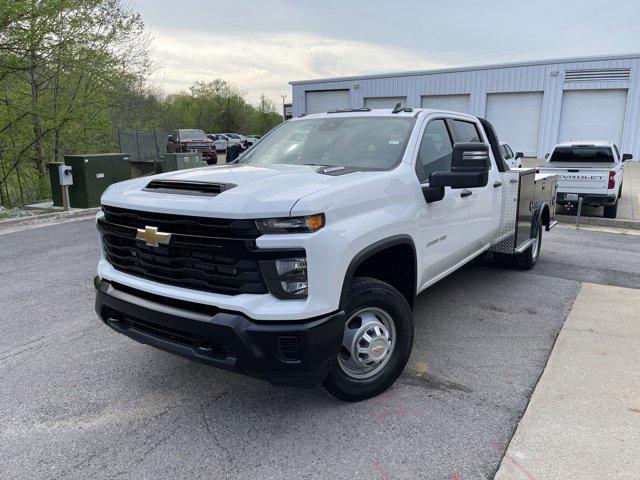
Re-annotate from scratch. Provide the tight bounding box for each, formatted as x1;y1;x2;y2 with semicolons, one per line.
0;207;100;230
556;214;640;230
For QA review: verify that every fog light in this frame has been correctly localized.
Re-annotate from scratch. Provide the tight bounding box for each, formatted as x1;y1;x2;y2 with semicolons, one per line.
260;256;308;299
276;258;307;277
280;281;308;296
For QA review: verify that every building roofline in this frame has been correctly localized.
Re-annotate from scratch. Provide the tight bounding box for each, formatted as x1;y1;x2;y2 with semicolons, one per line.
289;52;640;85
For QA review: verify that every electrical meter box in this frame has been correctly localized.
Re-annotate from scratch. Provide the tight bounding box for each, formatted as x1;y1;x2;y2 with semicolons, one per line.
61;153;132;208
58;165;73;186
155;153;203;174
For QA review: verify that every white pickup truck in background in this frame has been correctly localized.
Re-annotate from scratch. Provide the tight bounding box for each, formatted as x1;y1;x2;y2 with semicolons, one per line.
538;141;631;218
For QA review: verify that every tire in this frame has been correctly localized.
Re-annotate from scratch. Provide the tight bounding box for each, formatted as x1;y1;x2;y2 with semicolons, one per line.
603;201;618;219
493;252;514;267
322;277;413;402
618;183;623;199
514;222;542;270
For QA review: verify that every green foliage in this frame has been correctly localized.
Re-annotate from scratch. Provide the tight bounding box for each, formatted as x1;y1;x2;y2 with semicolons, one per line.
0;1;283;207
158;82;282;136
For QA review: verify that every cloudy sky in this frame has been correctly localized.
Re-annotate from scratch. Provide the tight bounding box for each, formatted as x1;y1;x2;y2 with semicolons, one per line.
134;0;640;109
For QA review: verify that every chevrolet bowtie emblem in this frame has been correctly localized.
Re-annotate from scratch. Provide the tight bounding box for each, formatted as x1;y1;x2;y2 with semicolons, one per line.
135;226;171;247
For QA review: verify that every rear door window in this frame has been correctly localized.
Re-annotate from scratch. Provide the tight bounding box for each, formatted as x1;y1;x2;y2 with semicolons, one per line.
453;120;482;143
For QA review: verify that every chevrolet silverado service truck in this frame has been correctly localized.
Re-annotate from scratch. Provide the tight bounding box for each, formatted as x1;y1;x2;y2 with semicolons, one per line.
95;107;557;401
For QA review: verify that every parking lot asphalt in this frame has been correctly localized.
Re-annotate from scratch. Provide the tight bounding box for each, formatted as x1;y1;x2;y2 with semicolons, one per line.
1;220;639;479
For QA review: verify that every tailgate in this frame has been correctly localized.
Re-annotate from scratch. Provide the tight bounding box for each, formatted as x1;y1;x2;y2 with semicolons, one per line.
538;166;609;193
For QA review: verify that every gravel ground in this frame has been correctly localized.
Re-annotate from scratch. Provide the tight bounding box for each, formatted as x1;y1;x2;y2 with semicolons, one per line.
1;221;637;479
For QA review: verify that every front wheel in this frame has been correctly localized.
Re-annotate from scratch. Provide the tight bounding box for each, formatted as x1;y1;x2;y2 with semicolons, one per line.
322;277;413;402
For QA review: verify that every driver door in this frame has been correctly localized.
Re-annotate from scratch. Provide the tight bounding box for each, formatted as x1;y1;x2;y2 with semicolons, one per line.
414;117;474;286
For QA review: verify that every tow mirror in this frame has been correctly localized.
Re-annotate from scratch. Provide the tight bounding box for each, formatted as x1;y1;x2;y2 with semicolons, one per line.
545;153;550;159
423;143;490;203
622;153;632;162
515;151;524;159
428;142;490;190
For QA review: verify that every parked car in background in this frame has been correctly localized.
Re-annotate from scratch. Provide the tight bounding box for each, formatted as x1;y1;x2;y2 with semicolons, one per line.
500;143;523;168
207;134;229;152
167;129;217;164
538;141;629;218
222;132;255;148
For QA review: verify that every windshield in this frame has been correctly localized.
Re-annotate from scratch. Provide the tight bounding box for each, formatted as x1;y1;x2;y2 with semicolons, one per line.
179;129;208;141
238;117;414;169
550;146;614;162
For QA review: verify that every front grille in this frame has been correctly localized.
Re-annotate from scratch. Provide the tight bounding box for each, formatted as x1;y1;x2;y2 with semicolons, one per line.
99;207;304;296
103;205;260;238
187;144;214;153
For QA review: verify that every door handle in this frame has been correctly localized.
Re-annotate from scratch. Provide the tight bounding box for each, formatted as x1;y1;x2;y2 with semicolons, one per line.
460;189;473;198
493;181;502;188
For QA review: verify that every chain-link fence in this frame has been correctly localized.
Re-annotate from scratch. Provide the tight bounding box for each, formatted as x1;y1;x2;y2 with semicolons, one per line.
117;129;169;163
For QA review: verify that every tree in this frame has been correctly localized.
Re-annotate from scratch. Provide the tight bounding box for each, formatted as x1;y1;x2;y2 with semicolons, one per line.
0;0;150;203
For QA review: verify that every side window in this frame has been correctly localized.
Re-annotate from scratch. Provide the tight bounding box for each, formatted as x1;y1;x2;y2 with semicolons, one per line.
500;145;508;159
416;119;454;182
613;144;621;161
505;145;514;159
453;120;481;143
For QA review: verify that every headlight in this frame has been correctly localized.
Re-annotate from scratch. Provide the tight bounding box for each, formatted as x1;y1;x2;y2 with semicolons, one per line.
260;257;308;299
255;214;325;234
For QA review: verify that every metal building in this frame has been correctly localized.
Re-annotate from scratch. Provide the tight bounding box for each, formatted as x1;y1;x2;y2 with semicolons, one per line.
289;53;640;159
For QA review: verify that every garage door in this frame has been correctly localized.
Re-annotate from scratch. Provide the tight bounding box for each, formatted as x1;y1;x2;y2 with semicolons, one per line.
364;96;406;109
421;94;470;114
558;89;627;146
486;92;543;156
305;90;350;114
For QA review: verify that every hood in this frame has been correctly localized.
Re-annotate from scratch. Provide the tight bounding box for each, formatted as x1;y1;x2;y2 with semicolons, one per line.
101;163;378;218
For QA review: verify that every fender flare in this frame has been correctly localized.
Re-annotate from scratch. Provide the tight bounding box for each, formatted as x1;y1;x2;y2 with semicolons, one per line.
530;202;551;238
338;234;417;308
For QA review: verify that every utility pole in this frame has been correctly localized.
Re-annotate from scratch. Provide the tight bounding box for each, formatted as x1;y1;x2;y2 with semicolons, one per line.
281;94;287;122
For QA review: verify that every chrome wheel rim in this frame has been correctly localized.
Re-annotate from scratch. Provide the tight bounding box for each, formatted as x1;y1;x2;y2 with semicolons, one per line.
337;307;396;380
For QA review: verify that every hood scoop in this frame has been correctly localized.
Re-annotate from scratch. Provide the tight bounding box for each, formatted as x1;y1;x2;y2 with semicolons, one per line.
143;179;236;196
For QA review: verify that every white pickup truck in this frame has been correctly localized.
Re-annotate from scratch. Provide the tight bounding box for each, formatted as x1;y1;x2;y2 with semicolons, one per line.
539;141;630;218
94;107;557;401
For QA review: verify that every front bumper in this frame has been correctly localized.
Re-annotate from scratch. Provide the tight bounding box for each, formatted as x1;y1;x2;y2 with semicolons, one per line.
556;192;617;207
94;277;345;385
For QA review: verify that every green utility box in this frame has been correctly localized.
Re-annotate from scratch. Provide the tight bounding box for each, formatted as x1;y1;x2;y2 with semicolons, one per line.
46;162;65;207
155;153;203;174
62;153;132;208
